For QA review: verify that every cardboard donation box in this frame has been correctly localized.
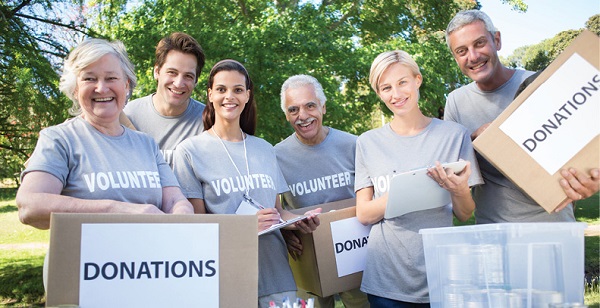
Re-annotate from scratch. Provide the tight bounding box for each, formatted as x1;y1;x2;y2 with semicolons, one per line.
46;213;258;308
288;198;371;297
473;30;600;213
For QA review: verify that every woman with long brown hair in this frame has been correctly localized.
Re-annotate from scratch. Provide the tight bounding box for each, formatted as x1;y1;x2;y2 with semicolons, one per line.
173;59;320;307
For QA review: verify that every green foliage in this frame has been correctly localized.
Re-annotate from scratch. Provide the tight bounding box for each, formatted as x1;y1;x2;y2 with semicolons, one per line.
523;49;551;72
499;0;528;11
0;187;17;201
0;0;94;182
87;0;476;143
546;29;584;59
0;0;480;156
507;14;598;70
0;0;590;170
587;14;600;36
503;44;528;68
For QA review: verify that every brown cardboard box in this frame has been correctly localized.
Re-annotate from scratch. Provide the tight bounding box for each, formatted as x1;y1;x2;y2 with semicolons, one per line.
45;213;258;307
288;198;367;297
473;30;600;213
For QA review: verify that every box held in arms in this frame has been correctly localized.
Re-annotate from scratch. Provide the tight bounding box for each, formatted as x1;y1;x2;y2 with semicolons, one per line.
472;30;600;213
288;198;371;297
420;222;586;308
45;213;258;308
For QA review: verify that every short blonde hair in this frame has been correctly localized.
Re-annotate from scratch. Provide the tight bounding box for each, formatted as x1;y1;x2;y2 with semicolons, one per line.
59;38;137;115
369;50;421;94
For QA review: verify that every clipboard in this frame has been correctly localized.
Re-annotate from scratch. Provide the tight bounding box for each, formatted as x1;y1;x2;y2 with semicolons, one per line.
258;213;318;236
235;197;319;236
384;161;467;219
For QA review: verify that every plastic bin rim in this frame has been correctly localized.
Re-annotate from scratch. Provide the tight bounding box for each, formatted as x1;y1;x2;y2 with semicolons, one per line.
418;222;587;235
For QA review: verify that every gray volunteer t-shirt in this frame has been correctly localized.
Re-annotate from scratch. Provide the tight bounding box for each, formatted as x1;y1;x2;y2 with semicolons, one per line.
124;94;205;166
355;119;483;303
445;69;575;223
22;117;178;209
172;131;296;297
274;128;357;208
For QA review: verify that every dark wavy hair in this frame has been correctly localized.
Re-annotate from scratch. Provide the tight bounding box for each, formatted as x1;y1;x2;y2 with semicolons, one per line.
155;32;205;82
203;59;257;135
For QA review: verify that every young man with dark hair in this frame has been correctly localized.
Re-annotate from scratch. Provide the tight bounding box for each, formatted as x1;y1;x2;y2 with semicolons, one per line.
124;32;206;167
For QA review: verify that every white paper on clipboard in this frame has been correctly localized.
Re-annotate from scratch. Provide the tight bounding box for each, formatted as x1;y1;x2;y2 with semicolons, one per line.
258;213;318;236
384;161;467;219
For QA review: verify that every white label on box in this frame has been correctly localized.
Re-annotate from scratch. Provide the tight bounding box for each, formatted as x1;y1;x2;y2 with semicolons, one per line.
330;217;371;277
499;53;600;174
79;223;219;307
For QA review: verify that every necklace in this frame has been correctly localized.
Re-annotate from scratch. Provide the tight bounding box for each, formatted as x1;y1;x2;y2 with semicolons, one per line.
212;127;251;197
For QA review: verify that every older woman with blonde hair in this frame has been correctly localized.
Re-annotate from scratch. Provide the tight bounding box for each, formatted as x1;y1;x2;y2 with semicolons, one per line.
354;50;483;307
17;38;193;230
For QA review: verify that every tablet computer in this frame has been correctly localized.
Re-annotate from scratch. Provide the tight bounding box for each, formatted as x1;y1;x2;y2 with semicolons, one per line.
384;160;467;219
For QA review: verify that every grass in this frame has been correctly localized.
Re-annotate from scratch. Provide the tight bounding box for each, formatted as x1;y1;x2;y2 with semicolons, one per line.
0;250;46;306
0;188;598;306
0;201;49;306
586;237;599;308
0;204;49;245
0;189;47;306
586;234;600;308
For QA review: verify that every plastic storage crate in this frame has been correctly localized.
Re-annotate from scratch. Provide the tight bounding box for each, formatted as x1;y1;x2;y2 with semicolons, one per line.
420;223;586;307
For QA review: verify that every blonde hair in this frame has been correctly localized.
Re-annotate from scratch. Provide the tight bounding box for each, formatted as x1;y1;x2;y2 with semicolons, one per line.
369;50;421;93
59;38;137;115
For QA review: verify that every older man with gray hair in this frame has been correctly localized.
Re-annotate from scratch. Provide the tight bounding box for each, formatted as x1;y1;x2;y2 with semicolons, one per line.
444;10;599;224
274;74;368;308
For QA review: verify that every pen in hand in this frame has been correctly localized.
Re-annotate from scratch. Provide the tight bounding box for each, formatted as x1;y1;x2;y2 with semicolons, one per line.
247;197;286;224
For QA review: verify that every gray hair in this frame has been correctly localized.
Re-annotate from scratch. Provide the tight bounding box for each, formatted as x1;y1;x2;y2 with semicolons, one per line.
445;10;497;49
59;38;137;116
280;74;327;113
369;50;421;94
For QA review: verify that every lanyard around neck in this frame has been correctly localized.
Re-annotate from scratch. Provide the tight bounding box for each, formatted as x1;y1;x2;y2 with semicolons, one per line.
212;127;251;196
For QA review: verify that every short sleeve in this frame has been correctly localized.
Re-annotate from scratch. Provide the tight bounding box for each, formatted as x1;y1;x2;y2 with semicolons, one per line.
21;128;70;186
354;138;372;192
172;143;204;199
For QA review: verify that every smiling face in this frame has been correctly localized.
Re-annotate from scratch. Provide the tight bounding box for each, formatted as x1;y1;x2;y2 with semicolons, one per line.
284;84;327;145
76;54;129;124
448;20;503;91
377;62;422;118
153;50;198;115
208;70;250;124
